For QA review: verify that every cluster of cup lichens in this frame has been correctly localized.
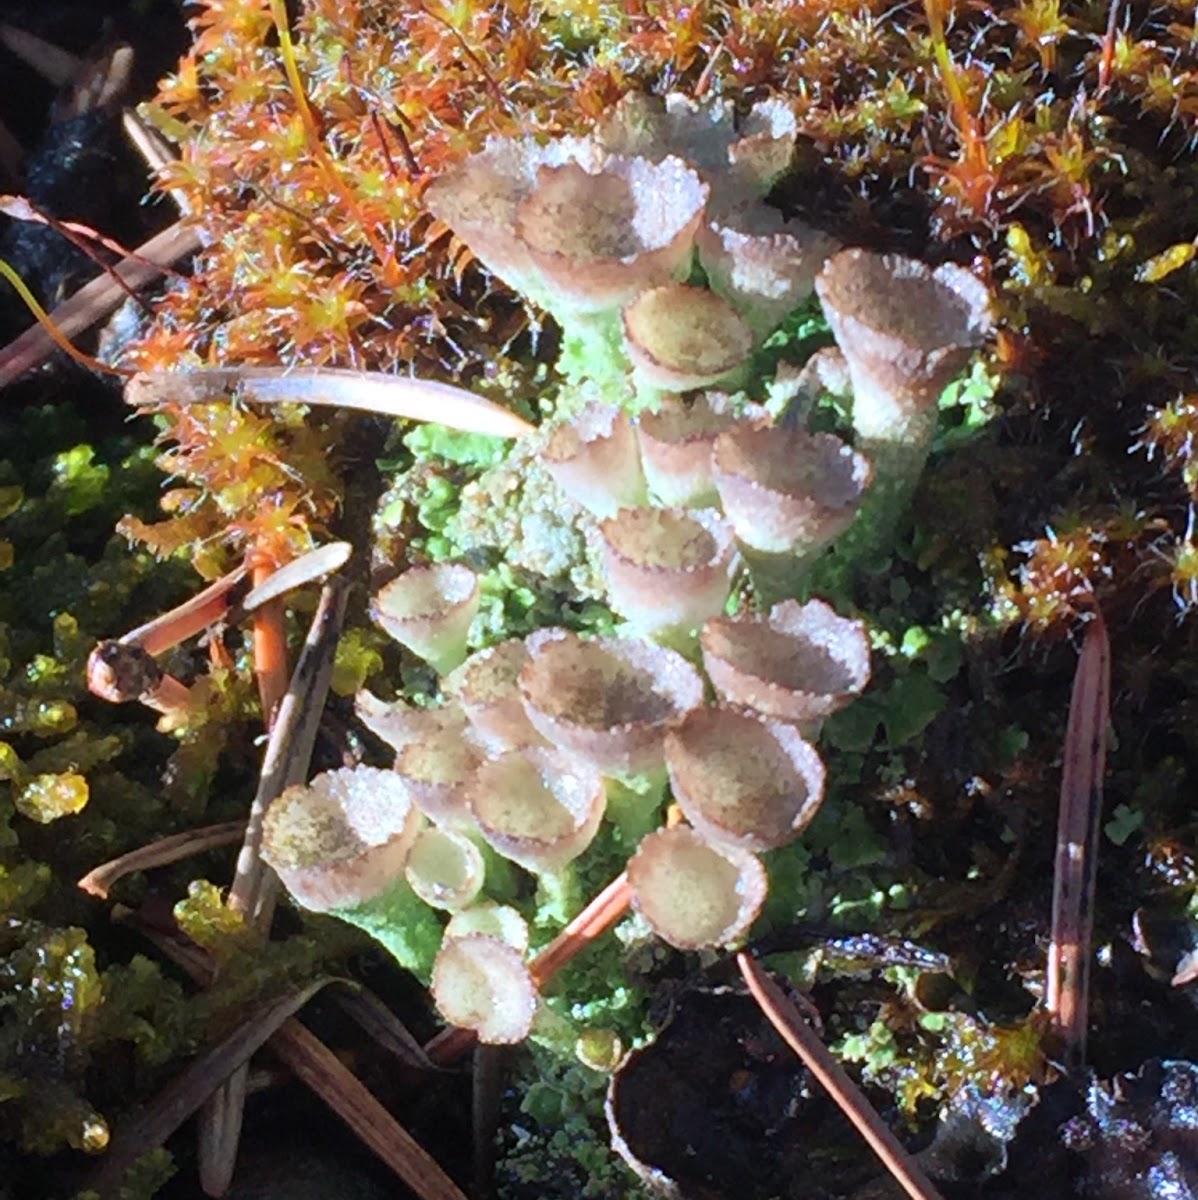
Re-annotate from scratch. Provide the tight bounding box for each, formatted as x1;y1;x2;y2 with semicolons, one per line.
260;92;993;1045
262;593;870;1043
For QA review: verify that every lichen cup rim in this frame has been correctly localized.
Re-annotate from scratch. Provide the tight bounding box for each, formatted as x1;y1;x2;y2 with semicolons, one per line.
518;627;705;777
699;597;872;725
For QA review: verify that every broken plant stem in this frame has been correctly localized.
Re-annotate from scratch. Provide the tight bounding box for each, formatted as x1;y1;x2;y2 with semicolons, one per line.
250;558;289;727
737;952;947;1200
1046;609;1111;1069
0;21;80;85
87;965;466;1200
87;547;352;721
86;640;195;719
117;565;248;657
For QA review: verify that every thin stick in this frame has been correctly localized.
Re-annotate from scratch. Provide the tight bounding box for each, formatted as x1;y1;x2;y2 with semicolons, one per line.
0;195;178;308
121;108;192;214
1097;0;1123;96
121;566;248;656
737;953;947;1200
114;896;455;1199
199;579;348;1195
0;256;130;377
529;871;632;987
250;558;289;727
0;22;81;85
79;821;246;899
1046;610;1111;1068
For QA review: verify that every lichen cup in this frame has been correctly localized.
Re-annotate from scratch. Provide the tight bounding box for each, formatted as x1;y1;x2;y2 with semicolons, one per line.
596;506;738;640
622;284;755;394
711;424;872;602
664;706;826;852
700;598;871;737
542;403;648;518
443;638;546;755
372;563;479;676
814;248;993;509
261;765;442;979
431;932;539;1045
634;393;741;506
465;746;607;876
518;628;705;779
626;825;767;950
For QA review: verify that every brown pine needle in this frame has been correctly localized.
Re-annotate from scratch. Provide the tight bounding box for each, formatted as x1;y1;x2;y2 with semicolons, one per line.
271;1019;469;1200
126;366;536;439
78;821;246;899
200;579;347;1195
1046;609;1111;1067
737;953;947;1200
0;220;203;384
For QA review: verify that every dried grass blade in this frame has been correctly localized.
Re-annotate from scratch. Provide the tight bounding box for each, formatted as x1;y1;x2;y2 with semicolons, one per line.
0;220;203;384
79;821;246;899
200;579;347;1195
86;976;349;1197
737;952;947;1200
125;366;536;439
1046;610;1111;1067
269;1018;469;1200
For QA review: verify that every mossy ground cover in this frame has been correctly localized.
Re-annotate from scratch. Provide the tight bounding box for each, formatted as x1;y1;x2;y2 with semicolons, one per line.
4;1;1198;1196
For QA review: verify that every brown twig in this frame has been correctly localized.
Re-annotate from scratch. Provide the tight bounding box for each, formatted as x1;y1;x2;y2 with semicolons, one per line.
0;22;81;85
270;1019;469;1200
1097;0;1123;97
737;953;947;1200
86;970;468;1200
88;976;345;1195
1046;609;1111;1068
